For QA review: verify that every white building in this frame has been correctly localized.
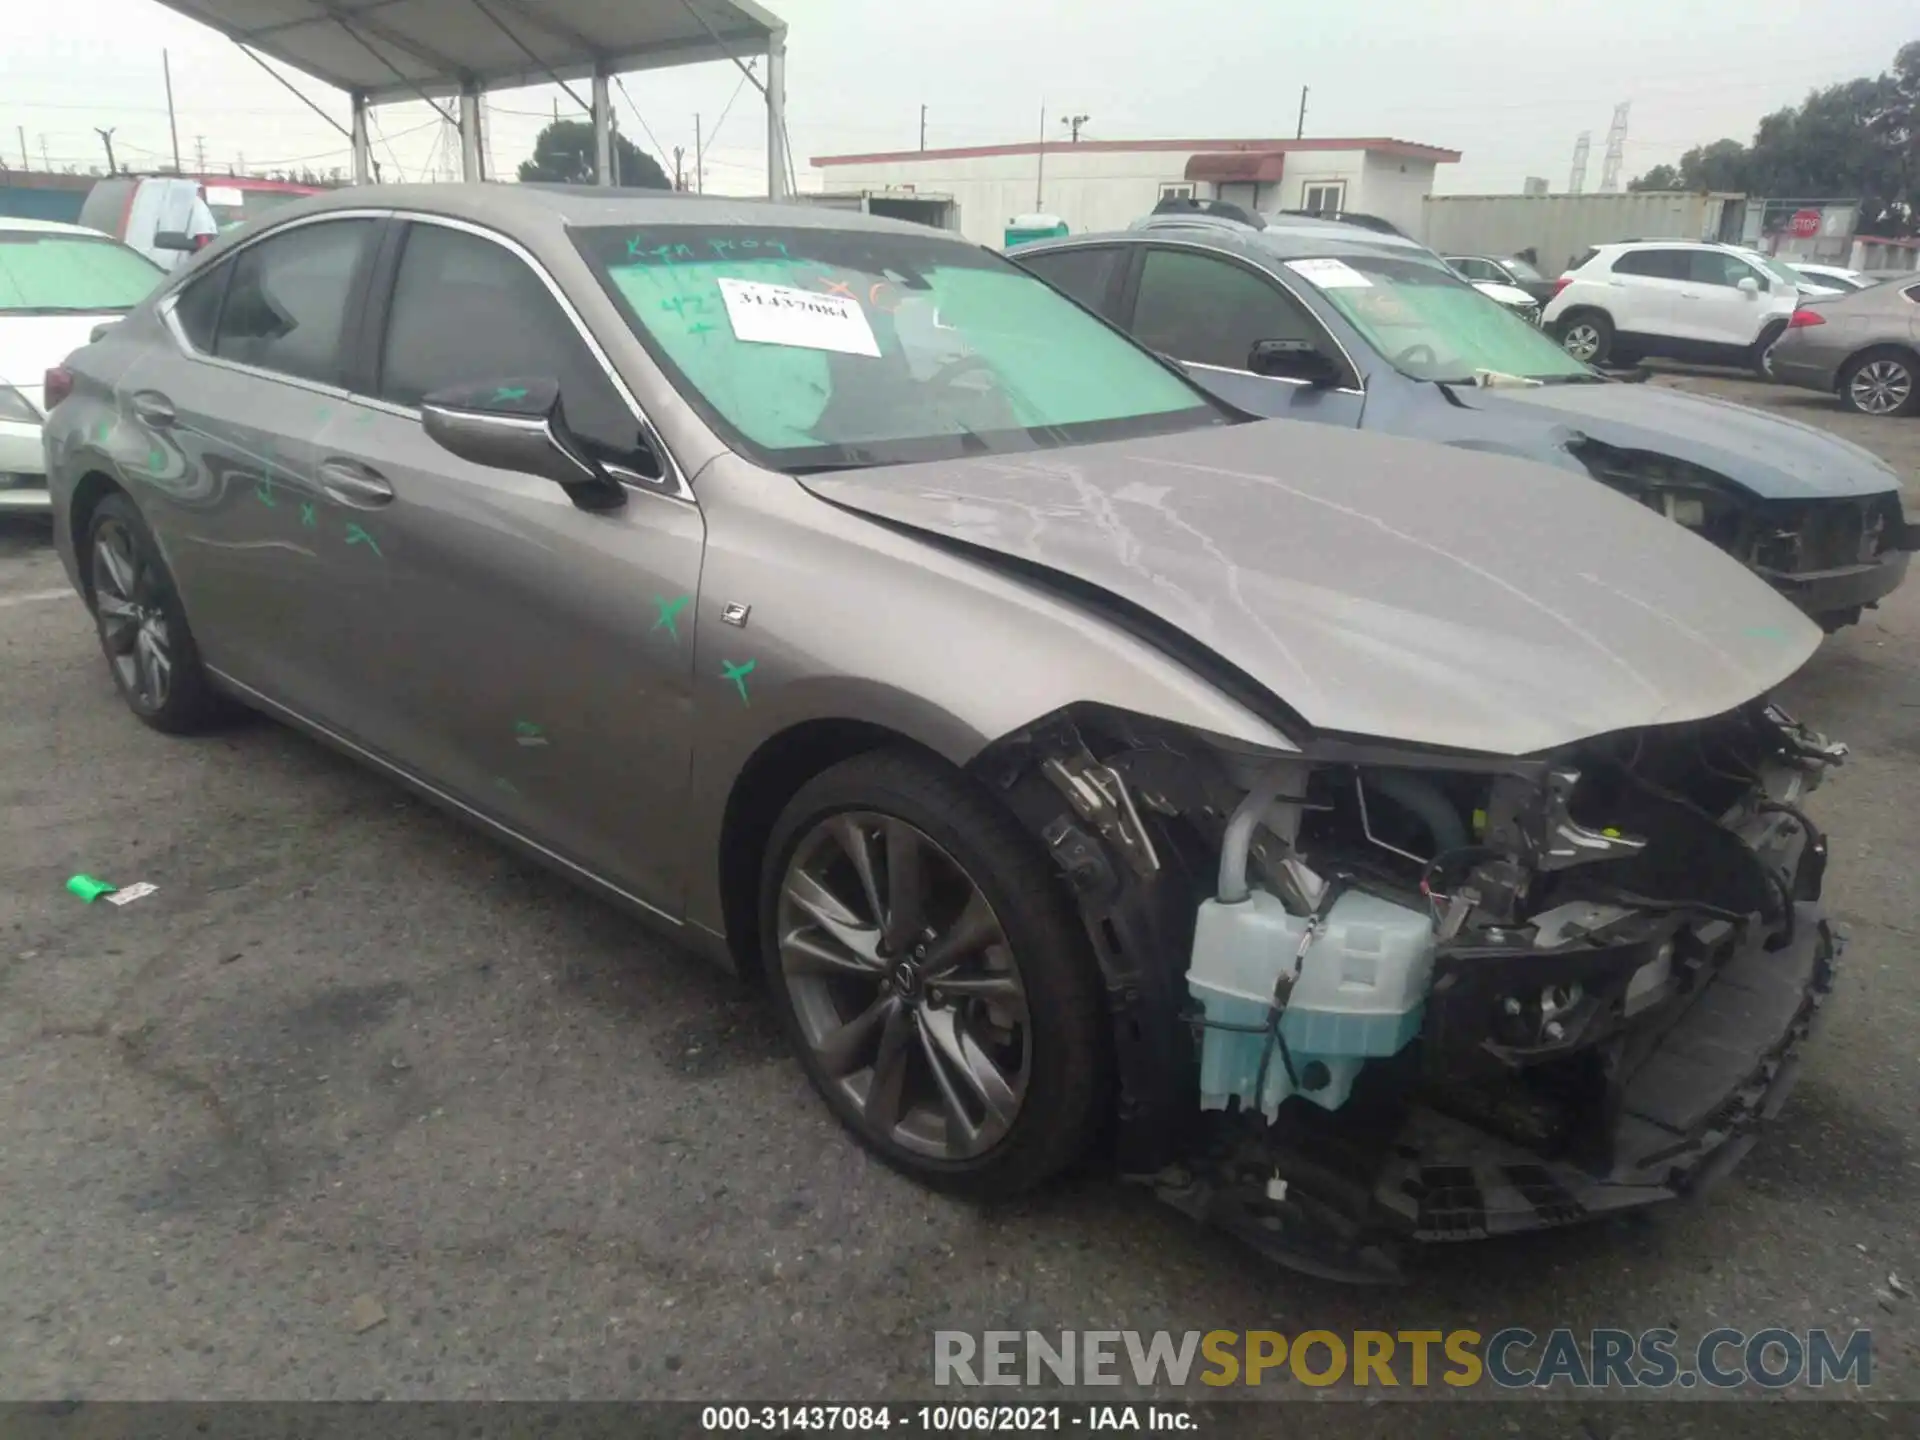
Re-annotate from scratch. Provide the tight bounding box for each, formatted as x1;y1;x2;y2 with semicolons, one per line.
807;136;1462;245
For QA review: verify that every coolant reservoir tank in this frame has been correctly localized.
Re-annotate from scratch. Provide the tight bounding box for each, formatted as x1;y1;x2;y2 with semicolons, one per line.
1188;889;1434;1119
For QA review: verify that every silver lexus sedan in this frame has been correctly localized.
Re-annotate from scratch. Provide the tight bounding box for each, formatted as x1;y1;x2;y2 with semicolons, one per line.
42;185;1843;1279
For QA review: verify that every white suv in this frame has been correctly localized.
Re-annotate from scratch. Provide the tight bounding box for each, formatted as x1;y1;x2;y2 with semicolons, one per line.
1542;240;1801;374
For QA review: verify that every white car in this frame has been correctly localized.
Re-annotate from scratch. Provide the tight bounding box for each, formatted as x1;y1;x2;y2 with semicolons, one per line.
1784;262;1873;294
1543;239;1801;373
0;218;165;513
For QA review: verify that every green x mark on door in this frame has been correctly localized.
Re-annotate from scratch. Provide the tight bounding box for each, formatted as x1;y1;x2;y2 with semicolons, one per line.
721;659;756;705
653;593;691;641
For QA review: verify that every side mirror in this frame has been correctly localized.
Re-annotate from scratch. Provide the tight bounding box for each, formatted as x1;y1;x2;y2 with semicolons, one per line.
153;230;197;253
1248;338;1343;387
1737;276;1761;296
421;377;627;512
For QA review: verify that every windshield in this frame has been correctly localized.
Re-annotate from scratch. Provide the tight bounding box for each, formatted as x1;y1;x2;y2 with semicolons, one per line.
1504;256;1545;281
0;230;163;313
1285;253;1594;383
575;224;1225;471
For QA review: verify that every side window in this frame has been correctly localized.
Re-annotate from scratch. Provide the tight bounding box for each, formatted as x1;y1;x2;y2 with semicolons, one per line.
170;265;230;351
1302;182;1345;215
378;222;638;457
1689;251;1758;288
1610;249;1686;280
1131;248;1323;373
1018;247;1123;318
213;219;373;384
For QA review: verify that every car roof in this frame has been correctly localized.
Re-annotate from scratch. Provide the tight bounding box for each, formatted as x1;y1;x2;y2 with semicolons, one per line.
256;182;952;241
0;217;107;237
1024;217;1443;267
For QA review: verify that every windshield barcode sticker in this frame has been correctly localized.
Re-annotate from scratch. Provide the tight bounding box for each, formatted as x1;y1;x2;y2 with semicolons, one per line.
1285;258;1372;289
717;278;881;357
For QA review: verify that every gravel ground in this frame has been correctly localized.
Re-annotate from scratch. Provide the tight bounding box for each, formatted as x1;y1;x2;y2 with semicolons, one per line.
1;376;1918;1425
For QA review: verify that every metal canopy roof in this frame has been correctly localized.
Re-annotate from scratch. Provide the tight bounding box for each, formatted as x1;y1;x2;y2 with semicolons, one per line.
153;0;786;102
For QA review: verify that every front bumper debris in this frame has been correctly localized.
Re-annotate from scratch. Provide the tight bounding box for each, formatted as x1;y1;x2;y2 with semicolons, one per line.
1145;910;1837;1282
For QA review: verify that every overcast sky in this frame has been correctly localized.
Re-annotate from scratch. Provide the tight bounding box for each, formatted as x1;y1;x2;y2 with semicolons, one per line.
1;0;1912;196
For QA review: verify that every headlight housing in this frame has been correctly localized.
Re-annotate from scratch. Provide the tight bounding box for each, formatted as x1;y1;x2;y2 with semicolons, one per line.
1569;440;1744;545
0;384;42;426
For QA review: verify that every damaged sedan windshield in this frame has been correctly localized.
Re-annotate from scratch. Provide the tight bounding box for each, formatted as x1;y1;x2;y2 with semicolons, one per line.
575;224;1230;473
1287;252;1599;385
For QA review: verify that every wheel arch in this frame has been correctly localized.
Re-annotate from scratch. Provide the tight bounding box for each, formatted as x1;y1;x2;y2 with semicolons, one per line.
66;469;128;607
716;716;954;980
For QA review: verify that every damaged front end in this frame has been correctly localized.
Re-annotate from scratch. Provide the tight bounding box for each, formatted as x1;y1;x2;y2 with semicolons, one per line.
973;701;1845;1282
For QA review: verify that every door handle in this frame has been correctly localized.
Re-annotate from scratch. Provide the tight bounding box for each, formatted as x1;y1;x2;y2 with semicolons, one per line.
318;458;395;507
129;391;175;428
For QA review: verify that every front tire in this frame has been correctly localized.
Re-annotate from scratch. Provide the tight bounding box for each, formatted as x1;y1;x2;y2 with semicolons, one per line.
1558;311;1613;366
1838;349;1919;417
85;492;222;733
759;749;1107;1200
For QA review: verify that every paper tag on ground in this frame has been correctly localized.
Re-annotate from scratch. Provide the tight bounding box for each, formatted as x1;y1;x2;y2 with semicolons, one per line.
105;882;157;906
718;278;881;357
1286;258;1372;289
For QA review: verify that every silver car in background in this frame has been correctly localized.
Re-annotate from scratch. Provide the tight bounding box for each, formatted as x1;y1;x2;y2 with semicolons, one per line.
1769;276;1920;416
40;185;1842;1278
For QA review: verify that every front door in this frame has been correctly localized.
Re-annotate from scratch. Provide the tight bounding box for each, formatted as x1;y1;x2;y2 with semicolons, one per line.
1684;250;1772;350
1121;245;1366;425
312;217;706;914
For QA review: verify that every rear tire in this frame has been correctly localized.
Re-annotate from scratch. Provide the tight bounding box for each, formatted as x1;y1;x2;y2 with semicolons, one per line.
85;492;222;734
758;749;1107;1200
1838;349;1919;417
1558;311;1613;366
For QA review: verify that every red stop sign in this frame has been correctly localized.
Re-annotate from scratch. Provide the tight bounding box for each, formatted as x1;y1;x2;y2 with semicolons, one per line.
1788;208;1822;238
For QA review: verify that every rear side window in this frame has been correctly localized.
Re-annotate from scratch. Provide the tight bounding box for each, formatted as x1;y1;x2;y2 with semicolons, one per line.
214;218;373;384
1018;246;1124;318
1131;247;1322;371
1610;249;1687;280
377;222;639;456
171;267;228;349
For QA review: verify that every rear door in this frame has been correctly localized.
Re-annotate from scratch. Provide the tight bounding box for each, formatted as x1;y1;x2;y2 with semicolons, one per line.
1114;245;1365;424
1605;247;1694;340
124;213;383;708
309;215;705;913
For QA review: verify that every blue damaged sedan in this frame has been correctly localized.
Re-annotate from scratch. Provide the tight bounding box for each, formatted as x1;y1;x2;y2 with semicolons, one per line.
1016;215;1917;631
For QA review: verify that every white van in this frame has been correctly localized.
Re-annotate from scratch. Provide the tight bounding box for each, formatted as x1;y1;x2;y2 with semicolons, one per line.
77;176;223;272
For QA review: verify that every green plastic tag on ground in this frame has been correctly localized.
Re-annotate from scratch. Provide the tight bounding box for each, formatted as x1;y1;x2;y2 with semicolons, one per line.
66;874;116;903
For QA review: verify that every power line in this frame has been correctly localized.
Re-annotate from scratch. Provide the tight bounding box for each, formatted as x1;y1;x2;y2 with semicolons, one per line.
613;74;670;169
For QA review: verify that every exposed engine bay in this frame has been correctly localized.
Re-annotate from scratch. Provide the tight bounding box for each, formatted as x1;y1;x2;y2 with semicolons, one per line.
973;700;1845;1282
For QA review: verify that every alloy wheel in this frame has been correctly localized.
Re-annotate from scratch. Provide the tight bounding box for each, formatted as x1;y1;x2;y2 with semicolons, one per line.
91;517;173;712
776;811;1032;1161
1562;324;1601;362
1849;360;1913;416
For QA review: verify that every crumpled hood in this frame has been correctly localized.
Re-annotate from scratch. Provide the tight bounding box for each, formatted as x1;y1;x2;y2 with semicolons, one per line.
1452;379;1902;501
801;420;1822;756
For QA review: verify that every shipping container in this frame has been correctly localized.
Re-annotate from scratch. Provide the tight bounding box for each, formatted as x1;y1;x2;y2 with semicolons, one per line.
1419;191;1746;274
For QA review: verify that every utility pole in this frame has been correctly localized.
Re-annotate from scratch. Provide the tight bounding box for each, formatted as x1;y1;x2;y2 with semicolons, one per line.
1296;86;1309;140
163;49;182;172
95;127;118;174
17;127;27;170
194;135;207;173
673;145;685;191
695;113;703;193
1062;114;1088;143
39;134;51;170
1034;102;1046;210
919;104;926;151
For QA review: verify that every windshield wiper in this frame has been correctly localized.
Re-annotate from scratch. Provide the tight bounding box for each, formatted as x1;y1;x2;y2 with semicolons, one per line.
1532;373;1610;385
2;305;135;316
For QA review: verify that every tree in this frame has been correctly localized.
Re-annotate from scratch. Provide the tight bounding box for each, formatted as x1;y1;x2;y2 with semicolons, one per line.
1623;38;1920;233
516;119;669;189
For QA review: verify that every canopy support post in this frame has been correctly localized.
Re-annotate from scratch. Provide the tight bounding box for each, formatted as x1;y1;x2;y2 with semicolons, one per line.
350;89;373;184
765;27;788;201
592;67;614;186
459;80;485;180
